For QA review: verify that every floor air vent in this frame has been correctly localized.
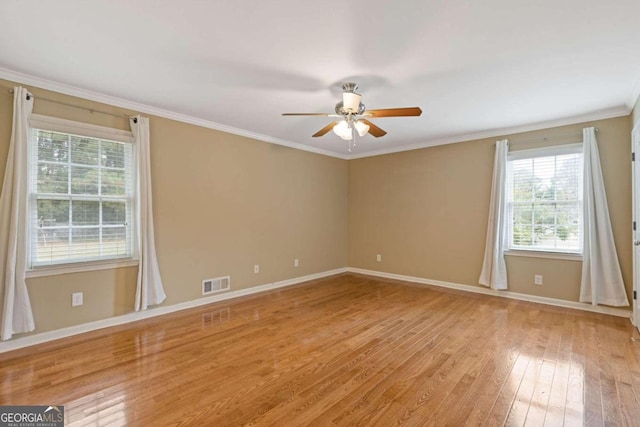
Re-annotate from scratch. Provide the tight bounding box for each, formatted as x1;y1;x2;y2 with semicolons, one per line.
202;276;230;295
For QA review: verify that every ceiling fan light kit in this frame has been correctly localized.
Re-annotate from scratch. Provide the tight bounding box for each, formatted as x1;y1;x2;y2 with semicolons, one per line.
332;117;370;140
282;82;422;152
332;120;352;140
354;120;370;137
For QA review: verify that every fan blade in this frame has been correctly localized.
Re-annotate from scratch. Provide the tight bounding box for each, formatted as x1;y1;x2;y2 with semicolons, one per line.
361;119;387;137
282;113;331;116
313;121;340;137
363;107;422;118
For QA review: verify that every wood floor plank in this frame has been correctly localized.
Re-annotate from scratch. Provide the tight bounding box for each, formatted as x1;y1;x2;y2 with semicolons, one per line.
1;273;639;426
307;296;478;426
225;289;465;426
214;302;441;420
584;317;605;427
543;312;574;427
424;301;529;426
461;303;531;426
525;311;564;426
595;316;624;426
598;314;640;427
359;309;484;425
484;307;544;426
565;312;588;427
504;307;553;426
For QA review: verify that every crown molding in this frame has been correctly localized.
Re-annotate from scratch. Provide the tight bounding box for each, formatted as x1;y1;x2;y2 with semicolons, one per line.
0;67;633;161
346;106;631;159
0;67;349;160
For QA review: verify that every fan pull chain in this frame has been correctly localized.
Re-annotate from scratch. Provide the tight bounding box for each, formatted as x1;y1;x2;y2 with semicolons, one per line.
348;125;357;152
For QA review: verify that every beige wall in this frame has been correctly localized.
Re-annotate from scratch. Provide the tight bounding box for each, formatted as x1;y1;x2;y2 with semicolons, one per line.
349;116;633;303
0;79;348;336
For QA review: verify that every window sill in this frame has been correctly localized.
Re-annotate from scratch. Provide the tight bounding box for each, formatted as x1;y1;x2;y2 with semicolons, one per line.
504;250;583;261
26;259;139;278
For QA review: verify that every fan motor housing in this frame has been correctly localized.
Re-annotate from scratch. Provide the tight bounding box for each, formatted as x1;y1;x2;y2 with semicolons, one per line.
336;82;365;115
335;101;366;115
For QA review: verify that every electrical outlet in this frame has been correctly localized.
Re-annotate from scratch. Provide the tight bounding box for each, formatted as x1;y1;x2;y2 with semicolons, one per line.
376;254;382;262
294;259;299;267
534;275;543;286
254;264;260;274
72;292;83;307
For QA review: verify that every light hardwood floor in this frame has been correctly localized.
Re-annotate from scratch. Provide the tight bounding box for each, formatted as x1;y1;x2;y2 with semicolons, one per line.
1;274;639;426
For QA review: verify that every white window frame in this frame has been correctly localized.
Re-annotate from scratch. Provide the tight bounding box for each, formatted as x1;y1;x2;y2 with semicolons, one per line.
505;143;584;258
26;114;138;276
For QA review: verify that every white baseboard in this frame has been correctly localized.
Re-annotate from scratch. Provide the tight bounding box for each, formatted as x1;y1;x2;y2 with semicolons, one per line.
0;268;348;354
348;267;633;319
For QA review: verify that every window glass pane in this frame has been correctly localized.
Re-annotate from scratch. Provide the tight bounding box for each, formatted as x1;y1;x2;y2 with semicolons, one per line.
508;147;582;253
72;200;100;226
512;205;532;225
555;203;581;248
512;159;533;202
102;227;127;257
532;204;554;226
101;169;126;196
36;228;69;264
555;154;581;201
37;131;69;163
532;157;555;201
101;141;125;169
71;228;101;258
31;126;134;266
103;201;127;225
71;135;99;166
37;163;69;194
37;199;69;227
512;225;533;246
70;166;99;194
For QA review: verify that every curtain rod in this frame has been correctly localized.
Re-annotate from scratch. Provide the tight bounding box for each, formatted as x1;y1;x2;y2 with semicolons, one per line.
7;89;134;121
493;128;599;146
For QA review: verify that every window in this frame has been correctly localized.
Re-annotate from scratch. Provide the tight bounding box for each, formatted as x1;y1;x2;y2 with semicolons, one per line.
29;116;135;267
506;144;583;253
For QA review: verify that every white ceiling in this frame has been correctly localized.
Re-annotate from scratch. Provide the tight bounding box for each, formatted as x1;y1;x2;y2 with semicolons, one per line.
1;0;639;158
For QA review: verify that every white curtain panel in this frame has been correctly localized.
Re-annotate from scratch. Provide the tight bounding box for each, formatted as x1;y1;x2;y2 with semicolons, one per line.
580;127;628;306
479;139;509;290
633;123;640;328
0;87;35;340
130;116;166;311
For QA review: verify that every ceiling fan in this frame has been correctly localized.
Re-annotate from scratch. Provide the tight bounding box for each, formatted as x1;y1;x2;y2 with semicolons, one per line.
282;83;422;151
